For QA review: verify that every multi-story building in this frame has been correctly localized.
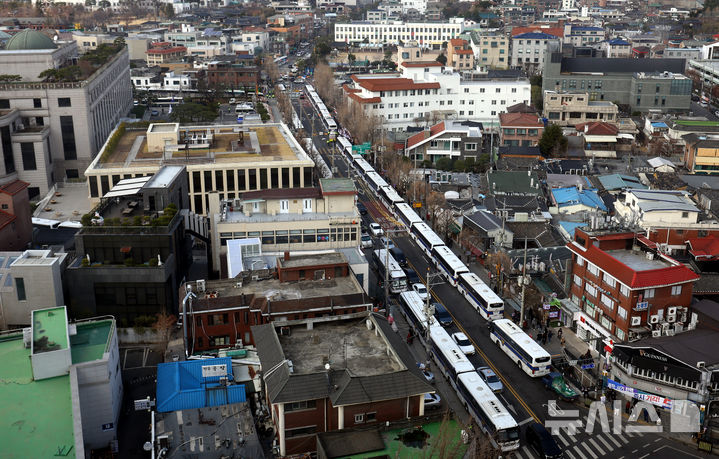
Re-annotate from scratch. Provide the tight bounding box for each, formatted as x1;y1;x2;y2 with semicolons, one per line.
510;32;560;73
446;38;475;72
603;38;632;58
0;180;31;251
208;178;359;269
67;166;192;321
543;44;691;112
180;252;371;352
499;112;544;147
230;27;270;54
468;31;509;71
401;0;427;14
334;21;463;47
0;306;122;457
253;312;434;456
206;61;259;91
566;26;605;47
404;120;483;164
146;42;187;66
343;62;530;131
688;59;719;88
0;30;131;195
543;91;619;126
0;249;65;329
684;135;719;175
613;189;700;230
84;122;315;215
567;228;699;347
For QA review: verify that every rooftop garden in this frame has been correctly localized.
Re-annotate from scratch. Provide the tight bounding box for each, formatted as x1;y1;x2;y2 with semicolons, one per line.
38;40;125;83
80;203;179;230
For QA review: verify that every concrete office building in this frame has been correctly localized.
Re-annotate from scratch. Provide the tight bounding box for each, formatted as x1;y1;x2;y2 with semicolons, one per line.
0;30;132;197
511;32;561;73
334;21;463;47
543;44;691;112
468;31;509;71
543;91;619;126
84;122;315;215
0;249;66;330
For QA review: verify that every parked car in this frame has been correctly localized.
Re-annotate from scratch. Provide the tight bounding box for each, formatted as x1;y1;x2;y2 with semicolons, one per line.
390;246;407;266
452;332;475;355
405;268;421;285
421;368;434;383
151;109;159;116
424;392;441;409
412;283;428;300
356;202;367;215
541;372;578;402
369;223;383;237
361;234;373;248
432;302;452;327
525;422;563;459
477;366;503;393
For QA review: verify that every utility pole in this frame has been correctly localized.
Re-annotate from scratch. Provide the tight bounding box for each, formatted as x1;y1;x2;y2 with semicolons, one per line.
423;267;442;361
381;228;406;316
519;237;529;328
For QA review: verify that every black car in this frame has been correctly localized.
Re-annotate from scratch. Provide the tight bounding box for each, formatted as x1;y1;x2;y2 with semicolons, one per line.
525;422;563;459
390;246;407;267
432;302;453;327
356;202;367;215
405;268;421;285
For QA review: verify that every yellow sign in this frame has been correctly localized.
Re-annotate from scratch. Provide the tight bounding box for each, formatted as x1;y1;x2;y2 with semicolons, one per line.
413;202;422;208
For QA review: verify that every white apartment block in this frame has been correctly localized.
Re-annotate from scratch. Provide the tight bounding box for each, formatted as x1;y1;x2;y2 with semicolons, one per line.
511;32;560;73
402;0;427;14
344;62;530;131
334;21;463;47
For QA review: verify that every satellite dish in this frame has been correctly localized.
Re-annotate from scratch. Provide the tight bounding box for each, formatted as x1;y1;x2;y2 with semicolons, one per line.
143;442;153;452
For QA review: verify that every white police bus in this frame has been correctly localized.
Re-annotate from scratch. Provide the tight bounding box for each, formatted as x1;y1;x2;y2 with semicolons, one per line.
431;245;469;287
399;291;436;339
428;325;475;390
411;222;445;258
373;249;408;294
488;319;551;377
456;272;504;321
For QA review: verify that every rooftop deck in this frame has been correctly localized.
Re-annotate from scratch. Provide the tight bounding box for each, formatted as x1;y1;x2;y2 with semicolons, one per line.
94;123;306;169
196;274;364;302
607;249;671;272
0;333;75;458
71;319;113;364
280;318;403;376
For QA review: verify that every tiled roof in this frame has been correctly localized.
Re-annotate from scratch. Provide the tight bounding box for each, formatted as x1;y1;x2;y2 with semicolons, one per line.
597;174;647;191
687;235;719;261
348;93;381;104
513;32;558;40
511;26;564;38
449;38;464;46
551;186;607;211
567;242;700;289
499;112;543;127
576;121;619;136
353;76;440;92
455;49;474;54
0;180;28;196
429;121;445;136
406;130;429;149
342;83;360;93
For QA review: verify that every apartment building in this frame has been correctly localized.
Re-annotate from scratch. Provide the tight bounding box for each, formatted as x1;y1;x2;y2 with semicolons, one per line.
334;21;463;47
84;122;315;215
180;252;371;351
543;44;691;112
602;38;632;58
468;31;509;71
613;189;700;234
446;38;475;71
209;178;358;269
684;136;719;174
343;63;530;131
499;112;544;147
510;32;560;73
566;26;605;47
206;61;259;90
567;228;699;347
0;31;131;195
401;0;427;14
543;91;619;127
146;42;187;65
404;120;482;164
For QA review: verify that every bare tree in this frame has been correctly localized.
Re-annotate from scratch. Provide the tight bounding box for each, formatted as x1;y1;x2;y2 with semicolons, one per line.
382;150;412;194
154;312;177;355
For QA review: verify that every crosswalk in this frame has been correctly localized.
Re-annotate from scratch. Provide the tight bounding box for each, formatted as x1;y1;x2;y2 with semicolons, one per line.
511;429;648;459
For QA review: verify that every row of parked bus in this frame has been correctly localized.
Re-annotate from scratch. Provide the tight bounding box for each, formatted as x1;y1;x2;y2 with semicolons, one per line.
304;84;337;140
331;129;555;451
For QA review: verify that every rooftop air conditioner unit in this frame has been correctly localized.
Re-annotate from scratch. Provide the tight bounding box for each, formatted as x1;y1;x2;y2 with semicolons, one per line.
196;279;206;293
667;306;677;315
649;314;660;324
652;330;661;337
631;316;641;326
666;314;676;323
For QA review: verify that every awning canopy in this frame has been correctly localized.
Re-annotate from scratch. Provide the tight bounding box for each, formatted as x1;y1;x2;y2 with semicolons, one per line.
103;175;153;199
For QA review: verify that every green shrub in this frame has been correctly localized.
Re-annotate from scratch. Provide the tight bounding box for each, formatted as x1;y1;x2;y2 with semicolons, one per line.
148;257;158;267
124;257;134;267
99;122;126;163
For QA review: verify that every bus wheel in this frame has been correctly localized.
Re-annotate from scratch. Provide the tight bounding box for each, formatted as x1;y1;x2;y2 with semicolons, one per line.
518;360;522;368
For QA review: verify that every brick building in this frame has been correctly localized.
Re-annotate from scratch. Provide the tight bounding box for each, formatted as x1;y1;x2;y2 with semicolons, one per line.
146;42;187;65
567;228;699;348
206;61;259;91
252;312;434;456
446;38;475;72
0;180;31;251
498;112;544;147
182;252;371;352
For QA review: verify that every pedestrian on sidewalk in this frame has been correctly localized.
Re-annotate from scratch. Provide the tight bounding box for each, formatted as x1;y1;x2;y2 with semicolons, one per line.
547;330;553;343
560;336;566;348
558;328;563;340
643;408;649;423
625;400;631;415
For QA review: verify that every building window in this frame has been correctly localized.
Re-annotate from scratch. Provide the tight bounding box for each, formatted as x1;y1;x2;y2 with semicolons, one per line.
0;99;8;109
286;400;317;412
60;116;76;160
303;198;312;213
366;412;376;422
354;414;364;423
20;142;36;170
464;143;477;151
58;98;71;107
620;284;630;297
617;306;627;320
616;328;625;341
16;277;26;301
285;426;317;438
671;285;682;296
585;283;597;297
573;274;582;286
603;274;616;289
576;256;584;266
1;126;14;174
644;288;655;299
587;263;599;276
33;98;41;108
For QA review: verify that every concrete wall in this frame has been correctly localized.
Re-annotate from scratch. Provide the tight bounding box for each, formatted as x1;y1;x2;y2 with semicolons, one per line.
0;255;64;329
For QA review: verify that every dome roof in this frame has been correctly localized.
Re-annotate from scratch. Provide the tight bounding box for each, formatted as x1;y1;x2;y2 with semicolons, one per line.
5;30;57;51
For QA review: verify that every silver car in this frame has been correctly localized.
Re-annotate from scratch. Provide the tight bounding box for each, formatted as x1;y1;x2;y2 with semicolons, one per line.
477;366;503;393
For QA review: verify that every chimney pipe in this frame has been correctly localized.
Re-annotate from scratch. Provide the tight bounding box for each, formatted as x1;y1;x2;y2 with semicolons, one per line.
284;251;290;261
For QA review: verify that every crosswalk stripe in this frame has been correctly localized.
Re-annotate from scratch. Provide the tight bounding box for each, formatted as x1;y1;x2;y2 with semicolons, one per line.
555;429;570;447
564;449;578;459
519;446;535;459
587;437;605;455
604;433;623;447
595;434;613;451
576;442;598;459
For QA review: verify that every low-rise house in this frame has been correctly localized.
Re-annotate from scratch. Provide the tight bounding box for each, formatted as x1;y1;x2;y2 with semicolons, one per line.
146;42;187;65
576;121;620;157
543;91;619;127
499;112;544;147
404;121;483;165
551;186;607;214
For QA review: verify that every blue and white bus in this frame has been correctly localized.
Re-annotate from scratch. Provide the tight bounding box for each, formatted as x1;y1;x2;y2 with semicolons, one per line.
428;325;475;390
366;171;389;192
379;185;403;210
354;157;374;178
431;245;469;287
395;202;423;230
399;291;436;338
411;222;445;257
457;272;504;321
456;371;520;452
489;319;551;377
373;249;408;294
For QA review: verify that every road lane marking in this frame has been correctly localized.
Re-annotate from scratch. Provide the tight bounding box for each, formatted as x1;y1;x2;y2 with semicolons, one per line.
555;429;570;447
587;437;605;455
605;434;623;447
595;434;613;451
518;417;534;426
564;449;578;459
576;442;598;459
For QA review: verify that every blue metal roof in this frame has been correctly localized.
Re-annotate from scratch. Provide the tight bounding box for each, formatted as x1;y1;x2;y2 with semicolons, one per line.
608;38;630;45
552;186;608;211
156;357;247;412
513;32;557;40
559;221;588;238
597;174;647;191
572;26;603;31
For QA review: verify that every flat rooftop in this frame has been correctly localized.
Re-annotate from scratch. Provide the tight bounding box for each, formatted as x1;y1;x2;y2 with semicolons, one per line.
33;183;94;223
32;307;69;353
607;249;671;272
71;319;113;364
278;252;346;269
0;333;75;458
93;123;309;169
279;319;403;376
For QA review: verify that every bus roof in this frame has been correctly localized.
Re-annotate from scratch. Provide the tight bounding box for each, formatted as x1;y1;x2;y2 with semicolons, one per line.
412;222;445;247
493;319;550;358
459;272;503;303
380;185;403;204
400;291;437;329
433;245;469;273
396;203;423;225
429;325;474;374
457;371;518;430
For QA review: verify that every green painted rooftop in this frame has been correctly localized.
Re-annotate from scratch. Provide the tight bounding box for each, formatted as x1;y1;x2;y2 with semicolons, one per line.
0;333;74;458
675;120;719;126
32;307;69;353
320;178;356;193
71;320;113;364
